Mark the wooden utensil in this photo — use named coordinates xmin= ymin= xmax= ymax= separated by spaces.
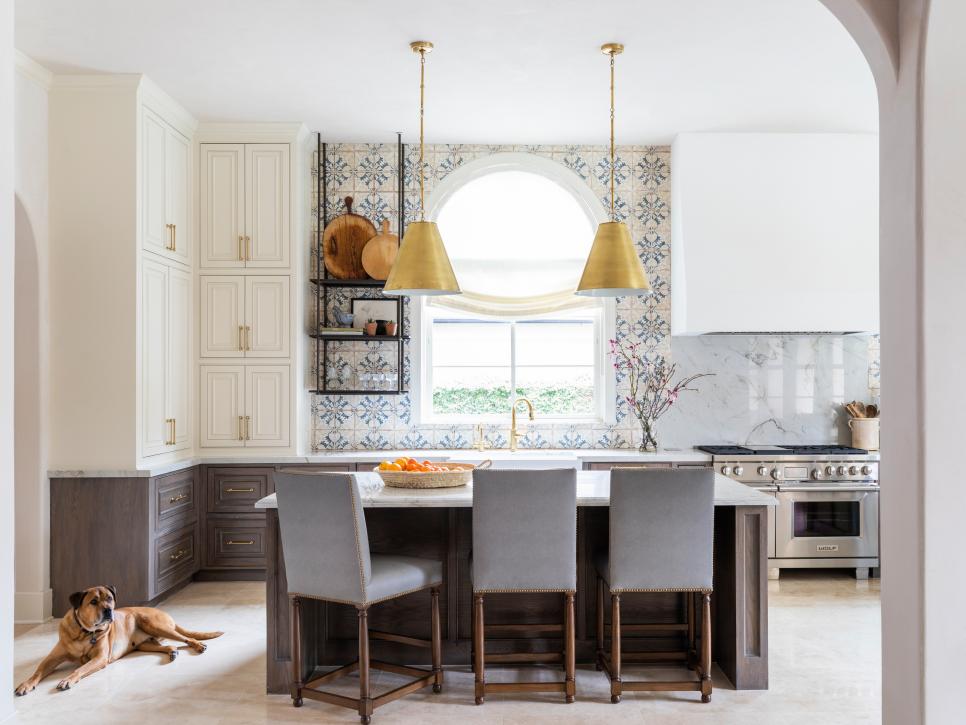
xmin=866 ymin=404 xmax=879 ymax=418
xmin=361 ymin=219 xmax=399 ymax=280
xmin=322 ymin=196 xmax=376 ymax=279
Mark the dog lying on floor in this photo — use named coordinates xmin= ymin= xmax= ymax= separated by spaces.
xmin=14 ymin=585 xmax=224 ymax=695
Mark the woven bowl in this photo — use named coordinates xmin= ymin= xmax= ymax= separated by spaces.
xmin=375 ymin=460 xmax=491 ymax=489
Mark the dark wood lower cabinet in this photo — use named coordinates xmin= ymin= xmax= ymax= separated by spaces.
xmin=265 ymin=504 xmax=770 ymax=694
xmin=50 ymin=463 xmax=358 ymax=614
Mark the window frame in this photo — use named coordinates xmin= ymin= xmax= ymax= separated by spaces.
xmin=413 ymin=298 xmax=616 ymax=426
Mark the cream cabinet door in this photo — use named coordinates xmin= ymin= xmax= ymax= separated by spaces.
xmin=245 ymin=144 xmax=290 ymax=268
xmin=141 ymin=110 xmax=168 ymax=258
xmin=200 ymin=366 xmax=245 ymax=448
xmin=245 ymin=366 xmax=289 ymax=447
xmin=245 ymin=276 xmax=289 ymax=357
xmin=167 ymin=267 xmax=192 ymax=451
xmin=141 ymin=259 xmax=169 ymax=457
xmin=200 ymin=144 xmax=245 ymax=268
xmin=165 ymin=127 xmax=191 ymax=266
xmin=200 ymin=276 xmax=245 ymax=357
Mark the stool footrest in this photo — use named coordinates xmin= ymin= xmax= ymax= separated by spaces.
xmin=369 ymin=630 xmax=432 ymax=649
xmin=484 ymin=681 xmax=568 ymax=693
xmin=485 ymin=652 xmax=563 ymax=664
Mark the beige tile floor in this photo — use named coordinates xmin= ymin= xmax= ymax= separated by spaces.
xmin=13 ymin=571 xmax=880 ymax=724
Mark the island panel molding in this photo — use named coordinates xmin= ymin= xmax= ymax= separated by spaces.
xmin=310 ymin=143 xmax=880 ymax=452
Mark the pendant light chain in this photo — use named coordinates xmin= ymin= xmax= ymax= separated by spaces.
xmin=609 ymin=48 xmax=616 ymax=222
xmin=418 ymin=47 xmax=426 ymax=222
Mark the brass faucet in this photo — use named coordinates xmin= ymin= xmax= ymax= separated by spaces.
xmin=509 ymin=397 xmax=535 ymax=452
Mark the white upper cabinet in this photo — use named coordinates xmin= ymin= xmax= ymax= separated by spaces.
xmin=246 ymin=366 xmax=290 ymax=446
xmin=142 ymin=108 xmax=191 ymax=265
xmin=671 ymin=133 xmax=879 ymax=335
xmin=200 ymin=365 xmax=289 ymax=448
xmin=200 ymin=365 xmax=245 ymax=448
xmin=200 ymin=275 xmax=289 ymax=358
xmin=141 ymin=259 xmax=192 ymax=458
xmin=201 ymin=143 xmax=289 ymax=268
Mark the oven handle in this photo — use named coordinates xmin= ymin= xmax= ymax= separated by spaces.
xmin=779 ymin=486 xmax=878 ymax=493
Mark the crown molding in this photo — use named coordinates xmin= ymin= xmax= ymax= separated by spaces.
xmin=14 ymin=51 xmax=53 ymax=90
xmin=139 ymin=76 xmax=198 ymax=136
xmin=195 ymin=122 xmax=309 ymax=144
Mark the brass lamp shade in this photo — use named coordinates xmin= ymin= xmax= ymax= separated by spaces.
xmin=383 ymin=221 xmax=461 ymax=296
xmin=575 ymin=221 xmax=651 ymax=296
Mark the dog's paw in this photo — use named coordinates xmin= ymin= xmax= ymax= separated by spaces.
xmin=14 ymin=681 xmax=35 ymax=696
xmin=168 ymin=650 xmax=178 ymax=661
xmin=56 ymin=679 xmax=73 ymax=691
xmin=193 ymin=643 xmax=207 ymax=654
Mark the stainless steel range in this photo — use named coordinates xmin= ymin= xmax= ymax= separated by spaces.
xmin=698 ymin=445 xmax=880 ymax=579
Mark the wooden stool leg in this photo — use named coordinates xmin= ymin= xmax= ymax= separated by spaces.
xmin=358 ymin=607 xmax=372 ymax=724
xmin=565 ymin=592 xmax=576 ymax=703
xmin=595 ymin=576 xmax=604 ymax=670
xmin=291 ymin=597 xmax=303 ymax=707
xmin=610 ymin=593 xmax=622 ymax=704
xmin=431 ymin=587 xmax=443 ymax=693
xmin=687 ymin=591 xmax=697 ymax=670
xmin=473 ymin=594 xmax=485 ymax=705
xmin=701 ymin=592 xmax=712 ymax=703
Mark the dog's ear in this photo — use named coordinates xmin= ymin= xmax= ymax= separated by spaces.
xmin=106 ymin=585 xmax=117 ymax=601
xmin=68 ymin=591 xmax=86 ymax=610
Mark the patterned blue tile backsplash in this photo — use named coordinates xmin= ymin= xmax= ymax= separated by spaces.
xmin=310 ymin=143 xmax=880 ymax=451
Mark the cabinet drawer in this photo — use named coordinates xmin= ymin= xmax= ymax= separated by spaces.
xmin=207 ymin=467 xmax=273 ymax=513
xmin=155 ymin=468 xmax=197 ymax=534
xmin=154 ymin=525 xmax=197 ymax=596
xmin=206 ymin=519 xmax=266 ymax=569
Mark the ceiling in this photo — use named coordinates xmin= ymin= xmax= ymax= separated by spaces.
xmin=15 ymin=0 xmax=878 ymax=144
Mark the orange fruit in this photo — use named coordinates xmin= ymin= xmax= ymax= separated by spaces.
xmin=386 ymin=462 xmax=402 ymax=472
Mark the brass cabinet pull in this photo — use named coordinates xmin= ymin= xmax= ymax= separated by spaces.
xmin=238 ymin=415 xmax=244 ymax=440
xmin=225 ymin=487 xmax=256 ymax=494
xmin=171 ymin=223 xmax=176 ymax=251
xmin=172 ymin=418 xmax=176 ymax=443
xmin=239 ymin=325 xmax=245 ymax=351
xmin=168 ymin=492 xmax=188 ymax=504
xmin=226 ymin=539 xmax=255 ymax=546
xmin=245 ymin=235 xmax=252 ymax=262
xmin=164 ymin=418 xmax=175 ymax=445
xmin=169 ymin=548 xmax=189 ymax=562
xmin=245 ymin=415 xmax=251 ymax=441
xmin=245 ymin=325 xmax=251 ymax=351
xmin=238 ymin=234 xmax=245 ymax=261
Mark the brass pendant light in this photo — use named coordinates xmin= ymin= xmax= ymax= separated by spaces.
xmin=383 ymin=41 xmax=461 ymax=296
xmin=576 ymin=43 xmax=651 ymax=297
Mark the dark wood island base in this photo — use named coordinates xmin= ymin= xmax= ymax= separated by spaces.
xmin=265 ymin=504 xmax=770 ymax=694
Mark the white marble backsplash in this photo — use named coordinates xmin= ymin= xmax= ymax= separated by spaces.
xmin=658 ymin=335 xmax=879 ymax=447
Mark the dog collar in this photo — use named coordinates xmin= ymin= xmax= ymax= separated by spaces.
xmin=73 ymin=609 xmax=104 ymax=646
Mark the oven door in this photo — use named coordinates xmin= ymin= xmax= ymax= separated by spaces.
xmin=776 ymin=488 xmax=879 ymax=559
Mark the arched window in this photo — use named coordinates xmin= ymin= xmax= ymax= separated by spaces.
xmin=417 ymin=153 xmax=614 ymax=423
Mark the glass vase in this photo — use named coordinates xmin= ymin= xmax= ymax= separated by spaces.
xmin=639 ymin=418 xmax=658 ymax=453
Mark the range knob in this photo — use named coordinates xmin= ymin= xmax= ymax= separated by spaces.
xmin=861 ymin=465 xmax=872 ymax=476
xmin=733 ymin=465 xmax=744 ymax=476
xmin=812 ymin=468 xmax=824 ymax=480
xmin=770 ymin=467 xmax=782 ymax=481
xmin=757 ymin=465 xmax=769 ymax=476
xmin=721 ymin=465 xmax=732 ymax=476
xmin=825 ymin=465 xmax=837 ymax=476
xmin=849 ymin=465 xmax=859 ymax=475
xmin=837 ymin=465 xmax=847 ymax=476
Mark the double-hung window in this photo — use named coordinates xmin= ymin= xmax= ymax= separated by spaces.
xmin=416 ymin=154 xmax=613 ymax=424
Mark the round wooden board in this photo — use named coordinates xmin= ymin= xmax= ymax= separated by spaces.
xmin=361 ymin=219 xmax=399 ymax=280
xmin=322 ymin=196 xmax=376 ymax=279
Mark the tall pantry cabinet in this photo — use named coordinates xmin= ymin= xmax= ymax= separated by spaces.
xmin=196 ymin=127 xmax=307 ymax=453
xmin=49 ymin=75 xmax=198 ymax=471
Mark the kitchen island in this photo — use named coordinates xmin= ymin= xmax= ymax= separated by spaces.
xmin=256 ymin=471 xmax=776 ymax=693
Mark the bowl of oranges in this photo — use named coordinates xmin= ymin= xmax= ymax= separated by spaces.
xmin=375 ymin=457 xmax=492 ymax=489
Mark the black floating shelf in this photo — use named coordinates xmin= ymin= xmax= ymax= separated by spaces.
xmin=309 ymin=334 xmax=411 ymax=342
xmin=311 ymin=278 xmax=387 ymax=288
xmin=309 ymin=389 xmax=408 ymax=396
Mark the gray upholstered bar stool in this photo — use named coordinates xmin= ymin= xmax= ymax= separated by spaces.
xmin=472 ymin=468 xmax=577 ymax=705
xmin=275 ymin=471 xmax=444 ymax=724
xmin=595 ymin=467 xmax=715 ymax=703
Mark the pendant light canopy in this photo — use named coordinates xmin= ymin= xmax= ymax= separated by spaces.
xmin=384 ymin=41 xmax=461 ymax=296
xmin=576 ymin=43 xmax=651 ymax=297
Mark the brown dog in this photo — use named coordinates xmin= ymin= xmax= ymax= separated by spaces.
xmin=14 ymin=585 xmax=223 ymax=695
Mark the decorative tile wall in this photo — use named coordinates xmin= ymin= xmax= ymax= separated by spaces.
xmin=309 ymin=143 xmax=880 ymax=451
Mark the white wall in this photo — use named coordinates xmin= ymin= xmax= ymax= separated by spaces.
xmin=0 ymin=0 xmax=18 ymax=718
xmin=14 ymin=52 xmax=52 ymax=623
xmin=922 ymin=0 xmax=966 ymax=720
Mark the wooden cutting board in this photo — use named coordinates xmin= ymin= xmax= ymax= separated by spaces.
xmin=322 ymin=196 xmax=376 ymax=279
xmin=361 ymin=219 xmax=399 ymax=281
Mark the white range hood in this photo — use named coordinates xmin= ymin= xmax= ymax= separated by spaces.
xmin=670 ymin=133 xmax=879 ymax=335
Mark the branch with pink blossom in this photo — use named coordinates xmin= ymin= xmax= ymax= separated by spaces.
xmin=609 ymin=338 xmax=714 ymax=452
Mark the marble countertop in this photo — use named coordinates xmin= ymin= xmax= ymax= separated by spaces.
xmin=255 ymin=471 xmax=777 ymax=509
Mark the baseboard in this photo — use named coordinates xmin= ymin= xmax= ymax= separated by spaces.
xmin=15 ymin=588 xmax=53 ymax=623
